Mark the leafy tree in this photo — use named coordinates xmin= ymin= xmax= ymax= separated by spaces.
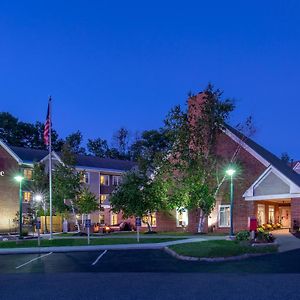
xmin=52 ymin=149 xmax=81 ymax=213
xmin=74 ymin=188 xmax=99 ymax=230
xmin=110 ymin=170 xmax=170 ymax=232
xmin=0 ymin=112 xmax=63 ymax=150
xmin=0 ymin=112 xmax=19 ymax=145
xmin=87 ymin=138 xmax=109 ymax=157
xmin=130 ymin=129 xmax=171 ymax=171
xmin=163 ymin=84 xmax=235 ymax=232
xmin=65 ymin=130 xmax=86 ymax=154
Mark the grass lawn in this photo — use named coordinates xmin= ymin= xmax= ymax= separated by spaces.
xmin=0 ymin=237 xmax=183 ymax=248
xmin=169 ymin=240 xmax=277 ymax=258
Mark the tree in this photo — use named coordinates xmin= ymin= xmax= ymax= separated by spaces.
xmin=0 ymin=112 xmax=63 ymax=150
xmin=74 ymin=188 xmax=99 ymax=230
xmin=112 ymin=127 xmax=130 ymax=159
xmin=130 ymin=129 xmax=171 ymax=171
xmin=65 ymin=131 xmax=86 ymax=154
xmin=163 ymin=84 xmax=235 ymax=232
xmin=281 ymin=152 xmax=291 ymax=165
xmin=87 ymin=138 xmax=109 ymax=157
xmin=52 ymin=148 xmax=81 ymax=213
xmin=110 ymin=170 xmax=170 ymax=232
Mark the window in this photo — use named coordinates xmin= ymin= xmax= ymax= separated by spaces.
xmin=257 ymin=204 xmax=266 ymax=225
xmin=100 ymin=194 xmax=108 ymax=204
xmin=176 ymin=208 xmax=188 ymax=227
xmin=99 ymin=214 xmax=105 ymax=225
xmin=80 ymin=172 xmax=89 ymax=184
xmin=100 ymin=175 xmax=110 ymax=186
xmin=23 ymin=169 xmax=33 ymax=180
xmin=142 ymin=213 xmax=157 ymax=227
xmin=219 ymin=205 xmax=230 ymax=227
xmin=111 ymin=212 xmax=118 ymax=225
xmin=268 ymin=205 xmax=275 ymax=224
xmin=112 ymin=175 xmax=122 ymax=186
xmin=23 ymin=191 xmax=32 ymax=203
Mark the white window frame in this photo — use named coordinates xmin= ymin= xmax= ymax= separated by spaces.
xmin=23 ymin=191 xmax=32 ymax=203
xmin=218 ymin=205 xmax=231 ymax=228
xmin=110 ymin=212 xmax=118 ymax=225
xmin=83 ymin=172 xmax=90 ymax=184
xmin=112 ymin=175 xmax=122 ymax=186
xmin=268 ymin=205 xmax=275 ymax=224
xmin=100 ymin=174 xmax=110 ymax=186
xmin=257 ymin=204 xmax=266 ymax=225
xmin=176 ymin=208 xmax=188 ymax=227
xmin=23 ymin=168 xmax=33 ymax=181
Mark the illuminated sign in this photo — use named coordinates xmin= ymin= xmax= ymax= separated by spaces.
xmin=0 ymin=171 xmax=4 ymax=176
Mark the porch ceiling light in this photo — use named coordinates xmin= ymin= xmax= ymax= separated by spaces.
xmin=226 ymin=168 xmax=236 ymax=177
xmin=14 ymin=175 xmax=24 ymax=182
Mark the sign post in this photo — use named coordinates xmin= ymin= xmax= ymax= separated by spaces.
xmin=135 ymin=217 xmax=141 ymax=243
xmin=36 ymin=217 xmax=41 ymax=247
xmin=85 ymin=218 xmax=91 ymax=245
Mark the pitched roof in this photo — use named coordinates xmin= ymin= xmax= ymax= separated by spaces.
xmin=73 ymin=154 xmax=136 ymax=171
xmin=225 ymin=124 xmax=300 ymax=187
xmin=9 ymin=146 xmax=49 ymax=164
xmin=6 ymin=144 xmax=136 ymax=172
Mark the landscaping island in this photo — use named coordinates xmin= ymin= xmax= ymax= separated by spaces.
xmin=168 ymin=240 xmax=277 ymax=260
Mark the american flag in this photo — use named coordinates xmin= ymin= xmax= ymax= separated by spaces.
xmin=43 ymin=98 xmax=51 ymax=145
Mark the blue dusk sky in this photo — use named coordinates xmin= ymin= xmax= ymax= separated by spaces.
xmin=1 ymin=1 xmax=299 ymax=158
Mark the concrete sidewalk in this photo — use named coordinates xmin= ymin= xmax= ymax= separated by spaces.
xmin=0 ymin=237 xmax=212 ymax=255
xmin=272 ymin=229 xmax=300 ymax=252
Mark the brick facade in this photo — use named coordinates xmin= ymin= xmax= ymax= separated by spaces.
xmin=0 ymin=147 xmax=20 ymax=232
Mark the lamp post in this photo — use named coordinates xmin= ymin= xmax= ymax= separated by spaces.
xmin=226 ymin=168 xmax=236 ymax=238
xmin=14 ymin=175 xmax=24 ymax=239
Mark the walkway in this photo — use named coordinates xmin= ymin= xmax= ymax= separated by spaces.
xmin=273 ymin=229 xmax=300 ymax=252
xmin=0 ymin=236 xmax=226 ymax=255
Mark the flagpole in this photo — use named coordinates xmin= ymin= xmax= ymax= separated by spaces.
xmin=49 ymin=96 xmax=53 ymax=240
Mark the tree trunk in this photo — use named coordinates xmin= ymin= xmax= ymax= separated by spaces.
xmin=70 ymin=199 xmax=80 ymax=232
xmin=146 ymin=221 xmax=152 ymax=232
xmin=197 ymin=210 xmax=206 ymax=233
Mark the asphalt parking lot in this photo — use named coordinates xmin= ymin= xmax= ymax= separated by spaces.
xmin=1 ymin=250 xmax=300 ymax=299
xmin=1 ymin=248 xmax=300 ymax=274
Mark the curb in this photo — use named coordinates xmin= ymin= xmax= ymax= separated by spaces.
xmin=0 ymin=243 xmax=168 ymax=255
xmin=163 ymin=247 xmax=273 ymax=262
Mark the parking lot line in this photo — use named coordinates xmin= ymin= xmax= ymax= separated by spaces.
xmin=92 ymin=250 xmax=108 ymax=266
xmin=15 ymin=252 xmax=53 ymax=269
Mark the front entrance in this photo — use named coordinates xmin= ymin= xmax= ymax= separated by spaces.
xmin=279 ymin=206 xmax=291 ymax=228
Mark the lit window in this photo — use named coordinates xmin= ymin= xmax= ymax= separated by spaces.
xmin=176 ymin=208 xmax=188 ymax=227
xmin=80 ymin=172 xmax=89 ymax=184
xmin=23 ymin=192 xmax=32 ymax=203
xmin=142 ymin=213 xmax=157 ymax=227
xmin=100 ymin=194 xmax=108 ymax=204
xmin=100 ymin=175 xmax=110 ymax=186
xmin=111 ymin=212 xmax=118 ymax=225
xmin=257 ymin=204 xmax=266 ymax=225
xmin=268 ymin=205 xmax=275 ymax=224
xmin=23 ymin=169 xmax=33 ymax=180
xmin=112 ymin=175 xmax=122 ymax=186
xmin=219 ymin=205 xmax=230 ymax=227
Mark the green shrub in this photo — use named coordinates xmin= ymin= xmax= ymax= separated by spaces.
xmin=236 ymin=230 xmax=250 ymax=241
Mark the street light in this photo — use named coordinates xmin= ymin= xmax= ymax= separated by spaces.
xmin=14 ymin=175 xmax=24 ymax=239
xmin=226 ymin=168 xmax=236 ymax=238
xmin=34 ymin=193 xmax=47 ymax=234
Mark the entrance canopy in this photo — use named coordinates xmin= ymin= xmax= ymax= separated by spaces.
xmin=244 ymin=166 xmax=300 ymax=201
